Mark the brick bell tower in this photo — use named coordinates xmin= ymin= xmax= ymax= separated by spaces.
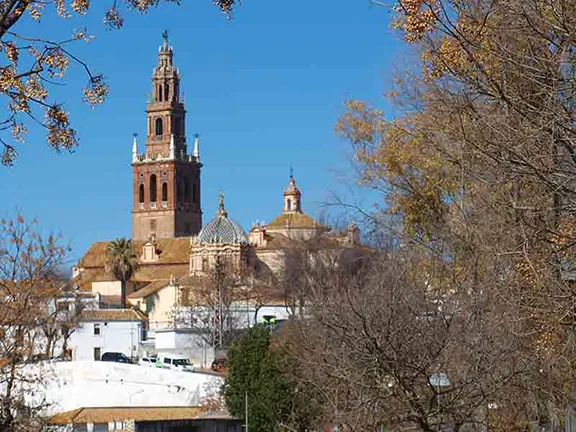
xmin=132 ymin=34 xmax=202 ymax=241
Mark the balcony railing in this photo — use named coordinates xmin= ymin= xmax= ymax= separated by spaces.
xmin=150 ymin=202 xmax=157 ymax=209
xmin=161 ymin=201 xmax=168 ymax=208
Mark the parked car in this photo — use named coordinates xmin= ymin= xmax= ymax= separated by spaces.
xmin=138 ymin=356 xmax=156 ymax=367
xmin=101 ymin=352 xmax=132 ymax=364
xmin=156 ymin=353 xmax=194 ymax=372
xmin=211 ymin=357 xmax=227 ymax=372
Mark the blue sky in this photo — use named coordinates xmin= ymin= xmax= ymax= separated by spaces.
xmin=0 ymin=0 xmax=400 ymax=264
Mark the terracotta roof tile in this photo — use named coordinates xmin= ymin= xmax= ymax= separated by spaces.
xmin=127 ymin=279 xmax=170 ymax=299
xmin=132 ymin=263 xmax=189 ymax=282
xmin=79 ymin=238 xmax=190 ymax=269
xmin=80 ymin=309 xmax=147 ymax=322
xmin=49 ymin=406 xmax=210 ymax=424
xmin=266 ymin=212 xmax=323 ymax=230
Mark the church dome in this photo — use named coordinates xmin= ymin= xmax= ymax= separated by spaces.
xmin=195 ymin=193 xmax=248 ymax=244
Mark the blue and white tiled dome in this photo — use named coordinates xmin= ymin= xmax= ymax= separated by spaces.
xmin=195 ymin=193 xmax=248 ymax=244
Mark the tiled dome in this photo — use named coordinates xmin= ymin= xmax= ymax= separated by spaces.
xmin=194 ymin=192 xmax=248 ymax=244
xmin=196 ymin=215 xmax=248 ymax=244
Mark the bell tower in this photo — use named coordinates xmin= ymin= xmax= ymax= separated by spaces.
xmin=132 ymin=34 xmax=203 ymax=241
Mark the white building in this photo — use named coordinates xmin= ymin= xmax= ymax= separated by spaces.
xmin=68 ymin=309 xmax=147 ymax=361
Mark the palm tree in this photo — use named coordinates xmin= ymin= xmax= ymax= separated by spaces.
xmin=107 ymin=238 xmax=139 ymax=308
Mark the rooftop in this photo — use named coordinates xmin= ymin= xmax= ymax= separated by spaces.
xmin=194 ymin=193 xmax=248 ymax=244
xmin=80 ymin=309 xmax=147 ymax=322
xmin=48 ymin=406 xmax=215 ymax=424
xmin=266 ymin=212 xmax=324 ymax=230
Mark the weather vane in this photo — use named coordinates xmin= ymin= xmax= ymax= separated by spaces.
xmin=161 ymin=29 xmax=169 ymax=45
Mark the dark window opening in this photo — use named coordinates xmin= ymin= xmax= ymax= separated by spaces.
xmin=162 ymin=182 xmax=168 ymax=202
xmin=177 ymin=181 xmax=183 ymax=203
xmin=94 ymin=324 xmax=100 ymax=335
xmin=175 ymin=118 xmax=182 ymax=136
xmin=158 ymin=84 xmax=163 ymax=102
xmin=150 ymin=174 xmax=157 ymax=202
xmin=139 ymin=184 xmax=145 ymax=203
xmin=165 ymin=84 xmax=170 ymax=102
xmin=287 ymin=199 xmax=292 ymax=211
xmin=184 ymin=178 xmax=190 ymax=201
xmin=155 ymin=118 xmax=163 ymax=136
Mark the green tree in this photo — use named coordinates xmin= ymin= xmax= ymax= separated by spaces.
xmin=224 ymin=326 xmax=297 ymax=432
xmin=106 ymin=237 xmax=138 ymax=308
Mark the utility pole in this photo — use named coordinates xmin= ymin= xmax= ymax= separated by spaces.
xmin=217 ymin=257 xmax=224 ymax=350
xmin=245 ymin=391 xmax=249 ymax=432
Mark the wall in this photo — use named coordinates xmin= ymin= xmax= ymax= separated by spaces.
xmin=22 ymin=361 xmax=223 ymax=415
xmin=92 ymin=281 xmax=122 ymax=297
xmin=69 ymin=320 xmax=143 ymax=361
xmin=147 ymin=284 xmax=177 ymax=329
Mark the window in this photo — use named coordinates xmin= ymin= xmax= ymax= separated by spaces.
xmin=93 ymin=423 xmax=109 ymax=432
xmin=164 ymin=358 xmax=172 ymax=364
xmin=192 ymin=183 xmax=197 ymax=204
xmin=165 ymin=83 xmax=170 ymax=101
xmin=202 ymin=258 xmax=208 ymax=272
xmin=177 ymin=181 xmax=182 ymax=203
xmin=184 ymin=177 xmax=190 ymax=201
xmin=175 ymin=118 xmax=182 ymax=135
xmin=158 ymin=84 xmax=163 ymax=102
xmin=150 ymin=219 xmax=156 ymax=232
xmin=94 ymin=324 xmax=101 ymax=336
xmin=93 ymin=347 xmax=102 ymax=361
xmin=155 ymin=118 xmax=163 ymax=136
xmin=161 ymin=182 xmax=168 ymax=202
xmin=287 ymin=198 xmax=292 ymax=211
xmin=149 ymin=174 xmax=157 ymax=202
xmin=139 ymin=184 xmax=145 ymax=203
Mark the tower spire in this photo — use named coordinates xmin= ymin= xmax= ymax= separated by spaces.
xmin=169 ymin=134 xmax=175 ymax=159
xmin=132 ymin=133 xmax=138 ymax=163
xmin=283 ymin=168 xmax=302 ymax=214
xmin=193 ymin=134 xmax=200 ymax=161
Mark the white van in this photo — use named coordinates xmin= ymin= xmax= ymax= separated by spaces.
xmin=156 ymin=353 xmax=194 ymax=372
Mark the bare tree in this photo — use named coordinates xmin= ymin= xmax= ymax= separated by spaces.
xmin=0 ymin=213 xmax=70 ymax=431
xmin=287 ymin=245 xmax=552 ymax=431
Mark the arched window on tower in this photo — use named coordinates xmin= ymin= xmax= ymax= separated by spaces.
xmin=162 ymin=182 xmax=168 ymax=202
xmin=177 ymin=180 xmax=182 ymax=204
xmin=174 ymin=118 xmax=182 ymax=136
xmin=287 ymin=198 xmax=292 ymax=211
xmin=150 ymin=174 xmax=157 ymax=203
xmin=158 ymin=85 xmax=163 ymax=102
xmin=139 ymin=184 xmax=145 ymax=204
xmin=184 ymin=178 xmax=190 ymax=202
xmin=165 ymin=84 xmax=170 ymax=102
xmin=155 ymin=118 xmax=163 ymax=136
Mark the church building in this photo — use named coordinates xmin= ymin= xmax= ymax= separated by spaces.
xmin=72 ymin=37 xmax=362 ymax=364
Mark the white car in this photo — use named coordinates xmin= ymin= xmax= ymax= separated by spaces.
xmin=138 ymin=357 xmax=156 ymax=367
xmin=157 ymin=353 xmax=194 ymax=372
